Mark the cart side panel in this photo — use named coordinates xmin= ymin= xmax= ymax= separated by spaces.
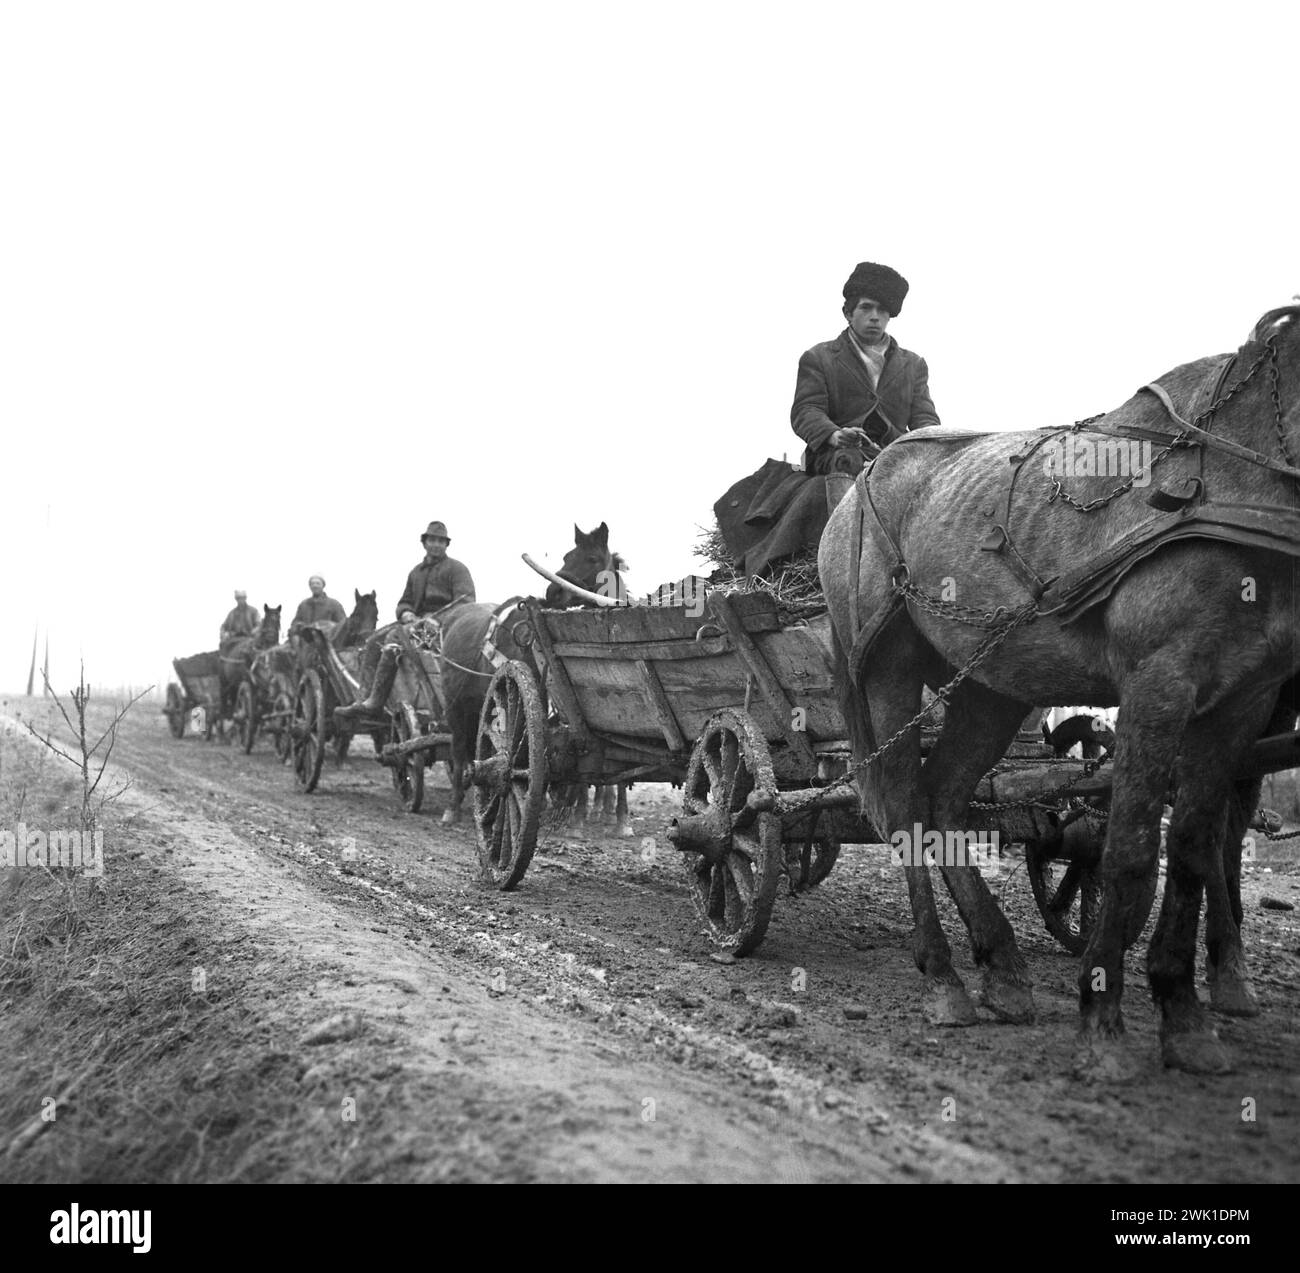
xmin=541 ymin=609 xmax=845 ymax=748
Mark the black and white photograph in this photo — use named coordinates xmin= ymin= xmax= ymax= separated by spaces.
xmin=1 ymin=0 xmax=1296 ymax=1229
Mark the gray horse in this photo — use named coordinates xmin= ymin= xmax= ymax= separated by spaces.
xmin=820 ymin=305 xmax=1300 ymax=1079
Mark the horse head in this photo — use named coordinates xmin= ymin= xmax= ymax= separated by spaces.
xmin=255 ymin=605 xmax=281 ymax=649
xmin=332 ymin=589 xmax=378 ymax=649
xmin=545 ymin=522 xmax=627 ymax=606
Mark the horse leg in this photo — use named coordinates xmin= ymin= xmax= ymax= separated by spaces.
xmin=851 ymin=628 xmax=978 ymax=1026
xmin=1152 ymin=693 xmax=1272 ymax=1072
xmin=615 ymin=783 xmax=631 ymax=837
xmin=1207 ymin=687 xmax=1293 ymax=1015
xmin=441 ymin=700 xmax=474 ymax=826
xmin=1077 ymin=660 xmax=1194 ymax=1081
xmin=923 ymin=679 xmax=1036 ymax=1023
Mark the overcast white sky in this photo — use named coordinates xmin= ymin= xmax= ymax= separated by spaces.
xmin=2 ymin=0 xmax=1297 ymax=694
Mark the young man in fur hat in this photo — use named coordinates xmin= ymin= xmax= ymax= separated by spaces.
xmin=791 ymin=261 xmax=940 ymax=475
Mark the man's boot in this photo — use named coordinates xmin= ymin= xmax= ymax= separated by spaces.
xmin=336 ymin=644 xmax=399 ymax=719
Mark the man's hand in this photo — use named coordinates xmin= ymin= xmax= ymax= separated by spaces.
xmin=830 ymin=426 xmax=871 ymax=449
xmin=399 ymin=610 xmax=417 ymax=624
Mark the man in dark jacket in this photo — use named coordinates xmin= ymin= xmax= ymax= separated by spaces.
xmin=395 ymin=522 xmax=476 ymax=622
xmin=338 ymin=522 xmax=476 ymax=719
xmin=288 ymin=575 xmax=347 ymax=639
xmin=219 ymin=590 xmax=260 ymax=652
xmin=791 ymin=261 xmax=940 ymax=475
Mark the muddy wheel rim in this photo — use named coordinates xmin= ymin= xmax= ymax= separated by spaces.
xmin=472 ymin=661 xmax=546 ymax=890
xmin=680 ymin=708 xmax=782 ymax=956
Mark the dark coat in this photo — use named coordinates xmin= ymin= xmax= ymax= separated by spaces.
xmin=396 ymin=556 xmax=476 ymax=620
xmin=220 ymin=601 xmax=260 ymax=644
xmin=289 ymin=593 xmax=346 ymax=636
xmin=791 ymin=330 xmax=940 ymax=468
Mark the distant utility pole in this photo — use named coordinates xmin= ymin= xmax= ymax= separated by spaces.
xmin=42 ymin=633 xmax=50 ymax=696
xmin=26 ymin=628 xmax=37 ymax=696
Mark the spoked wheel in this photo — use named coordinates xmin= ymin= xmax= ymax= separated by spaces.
xmin=235 ymin=681 xmax=258 ymax=753
xmin=1025 ymin=809 xmax=1158 ymax=954
xmin=390 ymin=705 xmax=425 ymax=813
xmin=165 ymin=684 xmax=187 ymax=739
xmin=671 ymin=709 xmax=783 ymax=956
xmin=291 ymin=671 xmax=326 ymax=792
xmin=272 ymin=682 xmax=294 ymax=763
xmin=785 ymin=835 xmax=841 ymax=895
xmin=472 ymin=661 xmax=547 ymax=890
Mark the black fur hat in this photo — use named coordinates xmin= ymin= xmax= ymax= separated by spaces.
xmin=842 ymin=262 xmax=909 ymax=316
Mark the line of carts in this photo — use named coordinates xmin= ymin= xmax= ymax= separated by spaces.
xmin=165 ymin=588 xmax=1300 ymax=960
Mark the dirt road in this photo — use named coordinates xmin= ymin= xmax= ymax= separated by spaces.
xmin=4 ymin=694 xmax=1298 ymax=1183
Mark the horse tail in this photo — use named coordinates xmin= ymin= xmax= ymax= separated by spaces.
xmin=829 ymin=621 xmax=877 ymax=813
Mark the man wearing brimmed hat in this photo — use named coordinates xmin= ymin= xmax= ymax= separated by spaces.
xmin=288 ymin=575 xmax=347 ymax=639
xmin=395 ymin=522 xmax=475 ymax=623
xmin=337 ymin=522 xmax=476 ymax=719
xmin=791 ymin=261 xmax=940 ymax=475
xmin=219 ymin=589 xmax=260 ymax=653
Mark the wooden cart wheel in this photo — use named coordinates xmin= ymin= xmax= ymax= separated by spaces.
xmin=272 ymin=681 xmax=294 ymax=763
xmin=165 ymin=684 xmax=186 ymax=739
xmin=472 ymin=661 xmax=547 ymax=890
xmin=236 ymin=680 xmax=258 ymax=753
xmin=291 ymin=671 xmax=326 ymax=792
xmin=1025 ymin=810 xmax=1158 ymax=954
xmin=675 ymin=709 xmax=783 ymax=956
xmin=391 ymin=705 xmax=425 ymax=813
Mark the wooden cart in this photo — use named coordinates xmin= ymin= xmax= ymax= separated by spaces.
xmin=162 ymin=652 xmax=225 ymax=742
xmin=468 ymin=588 xmax=1118 ymax=956
xmin=289 ymin=622 xmax=452 ymax=811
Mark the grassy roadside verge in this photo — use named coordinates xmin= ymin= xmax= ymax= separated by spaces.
xmin=0 ymin=704 xmax=547 ymax=1183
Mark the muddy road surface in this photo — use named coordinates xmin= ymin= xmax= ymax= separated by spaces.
xmin=4 ymin=694 xmax=1299 ymax=1183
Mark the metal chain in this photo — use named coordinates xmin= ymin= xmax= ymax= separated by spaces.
xmin=893 ymin=577 xmax=1018 ymax=630
xmin=846 ymin=597 xmax=1039 ymax=779
xmin=969 ymin=749 xmax=1111 ymax=812
xmin=1045 ymin=339 xmax=1280 ymax=514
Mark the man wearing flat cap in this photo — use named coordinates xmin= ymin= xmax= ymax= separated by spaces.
xmin=288 ymin=575 xmax=347 ymax=640
xmin=338 ymin=522 xmax=476 ymax=718
xmin=220 ymin=590 xmax=260 ymax=653
xmin=791 ymin=261 xmax=940 ymax=475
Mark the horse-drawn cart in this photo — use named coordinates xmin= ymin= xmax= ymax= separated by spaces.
xmin=289 ymin=622 xmax=452 ymax=809
xmin=163 ymin=652 xmax=224 ymax=741
xmin=469 ymin=570 xmax=1120 ymax=956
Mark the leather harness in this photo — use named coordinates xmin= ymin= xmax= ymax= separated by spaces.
xmin=845 ymin=315 xmax=1300 ymax=676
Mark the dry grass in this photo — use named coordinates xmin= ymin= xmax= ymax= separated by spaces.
xmin=694 ymin=522 xmax=827 ymax=623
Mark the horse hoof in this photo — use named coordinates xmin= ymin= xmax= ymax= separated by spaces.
xmin=923 ymin=980 xmax=979 ymax=1027
xmin=617 ymin=824 xmax=634 ymax=838
xmin=979 ymin=977 xmax=1036 ymax=1025
xmin=1072 ymin=1038 xmax=1142 ymax=1084
xmin=1161 ymin=1029 xmax=1233 ymax=1075
xmin=1209 ymin=977 xmax=1261 ymax=1018
xmin=439 ymin=810 xmax=457 ymax=826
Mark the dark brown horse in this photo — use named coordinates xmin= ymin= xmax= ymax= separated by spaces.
xmin=540 ymin=522 xmax=632 ymax=834
xmin=218 ymin=605 xmax=281 ymax=737
xmin=820 ymin=304 xmax=1300 ymax=1079
xmin=544 ymin=522 xmax=629 ymax=606
xmin=333 ymin=589 xmax=378 ymax=650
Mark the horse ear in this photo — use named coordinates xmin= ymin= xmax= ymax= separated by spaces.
xmin=595 ymin=521 xmax=609 ymax=543
xmin=573 ymin=522 xmax=584 ymax=544
xmin=355 ymin=588 xmax=362 ymax=602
